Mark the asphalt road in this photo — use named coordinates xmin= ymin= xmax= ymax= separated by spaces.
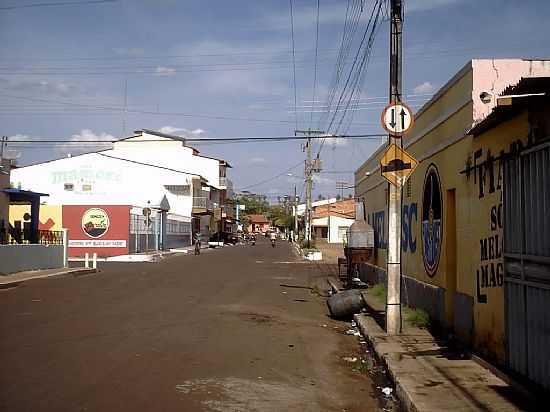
xmin=0 ymin=238 xmax=388 ymax=412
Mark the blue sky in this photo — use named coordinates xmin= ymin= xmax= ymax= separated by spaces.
xmin=0 ymin=0 xmax=548 ymax=201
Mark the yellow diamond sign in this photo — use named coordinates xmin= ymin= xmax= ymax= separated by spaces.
xmin=380 ymin=143 xmax=418 ymax=187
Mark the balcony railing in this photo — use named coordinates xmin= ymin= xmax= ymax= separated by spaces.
xmin=0 ymin=228 xmax=64 ymax=245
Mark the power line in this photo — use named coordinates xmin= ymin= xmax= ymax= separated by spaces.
xmin=2 ymin=48 xmax=340 ymax=62
xmin=289 ymin=0 xmax=299 ymax=131
xmin=0 ymin=0 xmax=117 ymax=10
xmin=5 ymin=133 xmax=387 ymax=145
xmin=318 ymin=0 xmax=384 ymax=157
xmin=318 ymin=0 xmax=362 ymax=130
xmin=0 ymin=92 xmax=303 ymax=124
xmin=310 ymin=0 xmax=321 ymax=127
xmin=236 ymin=161 xmax=304 ymax=191
xmin=0 ymin=55 xmax=341 ymax=73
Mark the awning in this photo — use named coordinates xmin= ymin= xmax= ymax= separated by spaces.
xmin=0 ymin=188 xmax=49 ymax=204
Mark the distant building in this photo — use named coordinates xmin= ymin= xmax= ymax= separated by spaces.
xmin=246 ymin=214 xmax=270 ymax=233
xmin=10 ymin=129 xmax=233 ymax=257
xmin=311 ymin=198 xmax=355 ymax=243
xmin=354 ymin=59 xmax=550 ymax=389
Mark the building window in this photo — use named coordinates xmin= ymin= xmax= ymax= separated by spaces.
xmin=64 ymin=183 xmax=74 ymax=191
xmin=82 ymin=184 xmax=92 ymax=191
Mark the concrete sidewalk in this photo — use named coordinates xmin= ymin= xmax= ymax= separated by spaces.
xmin=352 ymin=289 xmax=537 ymax=411
xmin=0 ymin=267 xmax=97 ymax=288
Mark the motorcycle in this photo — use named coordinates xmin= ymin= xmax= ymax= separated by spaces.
xmin=271 ymin=239 xmax=276 ymax=248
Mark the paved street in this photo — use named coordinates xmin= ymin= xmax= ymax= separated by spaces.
xmin=0 ymin=239 xmax=387 ymax=412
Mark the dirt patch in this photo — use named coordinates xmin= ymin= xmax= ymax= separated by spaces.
xmin=175 ymin=377 xmax=321 ymax=412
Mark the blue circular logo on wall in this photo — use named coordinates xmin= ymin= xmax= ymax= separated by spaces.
xmin=421 ymin=164 xmax=442 ymax=277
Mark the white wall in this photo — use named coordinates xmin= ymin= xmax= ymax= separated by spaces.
xmin=112 ymin=132 xmax=222 ymax=188
xmin=312 ymin=216 xmax=354 ymax=243
xmin=11 ymin=152 xmax=193 ymax=218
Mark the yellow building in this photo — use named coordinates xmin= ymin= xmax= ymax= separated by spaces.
xmin=354 ymin=59 xmax=550 ymax=378
xmin=9 ymin=204 xmax=63 ymax=231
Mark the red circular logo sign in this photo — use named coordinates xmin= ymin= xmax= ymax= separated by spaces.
xmin=81 ymin=208 xmax=110 ymax=238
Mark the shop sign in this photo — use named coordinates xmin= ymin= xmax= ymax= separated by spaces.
xmin=69 ymin=239 xmax=127 ymax=247
xmin=82 ymin=208 xmax=110 ymax=238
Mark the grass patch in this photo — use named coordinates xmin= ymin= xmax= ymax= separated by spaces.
xmin=367 ymin=283 xmax=430 ymax=328
xmin=369 ymin=283 xmax=387 ymax=302
xmin=403 ymin=306 xmax=430 ymax=328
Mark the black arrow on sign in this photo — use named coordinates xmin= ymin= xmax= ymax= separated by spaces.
xmin=389 ymin=108 xmax=396 ymax=128
xmin=400 ymin=108 xmax=407 ymax=129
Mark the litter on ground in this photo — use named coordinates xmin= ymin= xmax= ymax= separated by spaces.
xmin=381 ymin=387 xmax=393 ymax=397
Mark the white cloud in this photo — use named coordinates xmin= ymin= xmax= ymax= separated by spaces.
xmin=158 ymin=126 xmax=184 ymax=134
xmin=249 ymin=156 xmax=266 ymax=164
xmin=71 ymin=129 xmax=115 ymax=142
xmin=154 ymin=66 xmax=176 ymax=76
xmin=158 ymin=126 xmax=207 ymax=137
xmin=7 ymin=130 xmax=114 ymax=160
xmin=413 ymin=81 xmax=436 ymax=95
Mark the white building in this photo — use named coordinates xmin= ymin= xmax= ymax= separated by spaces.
xmin=310 ymin=199 xmax=355 ymax=244
xmin=10 ymin=129 xmax=233 ymax=257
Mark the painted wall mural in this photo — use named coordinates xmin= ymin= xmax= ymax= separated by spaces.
xmin=421 ymin=164 xmax=442 ymax=277
xmin=402 ymin=203 xmax=417 ymax=253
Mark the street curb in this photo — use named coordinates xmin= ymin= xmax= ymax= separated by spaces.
xmin=354 ymin=313 xmax=416 ymax=412
xmin=0 ymin=267 xmax=98 ymax=288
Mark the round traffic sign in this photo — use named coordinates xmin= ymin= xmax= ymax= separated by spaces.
xmin=381 ymin=102 xmax=414 ymax=136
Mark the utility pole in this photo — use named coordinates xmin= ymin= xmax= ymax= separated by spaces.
xmin=293 ymin=184 xmax=298 ymax=242
xmin=0 ymin=136 xmax=6 ymax=160
xmin=295 ymin=129 xmax=324 ymax=248
xmin=386 ymin=0 xmax=403 ymax=335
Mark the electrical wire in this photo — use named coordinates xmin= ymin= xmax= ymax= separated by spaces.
xmin=0 ymin=92 xmax=304 ymax=125
xmin=0 ymin=0 xmax=116 ymax=10
xmin=289 ymin=0 xmax=299 ymax=131
xmin=309 ymin=0 xmax=321 ymax=127
xmin=236 ymin=161 xmax=304 ymax=191
xmin=318 ymin=0 xmax=383 ymax=157
xmin=5 ymin=133 xmax=388 ymax=145
xmin=318 ymin=0 xmax=362 ymax=130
